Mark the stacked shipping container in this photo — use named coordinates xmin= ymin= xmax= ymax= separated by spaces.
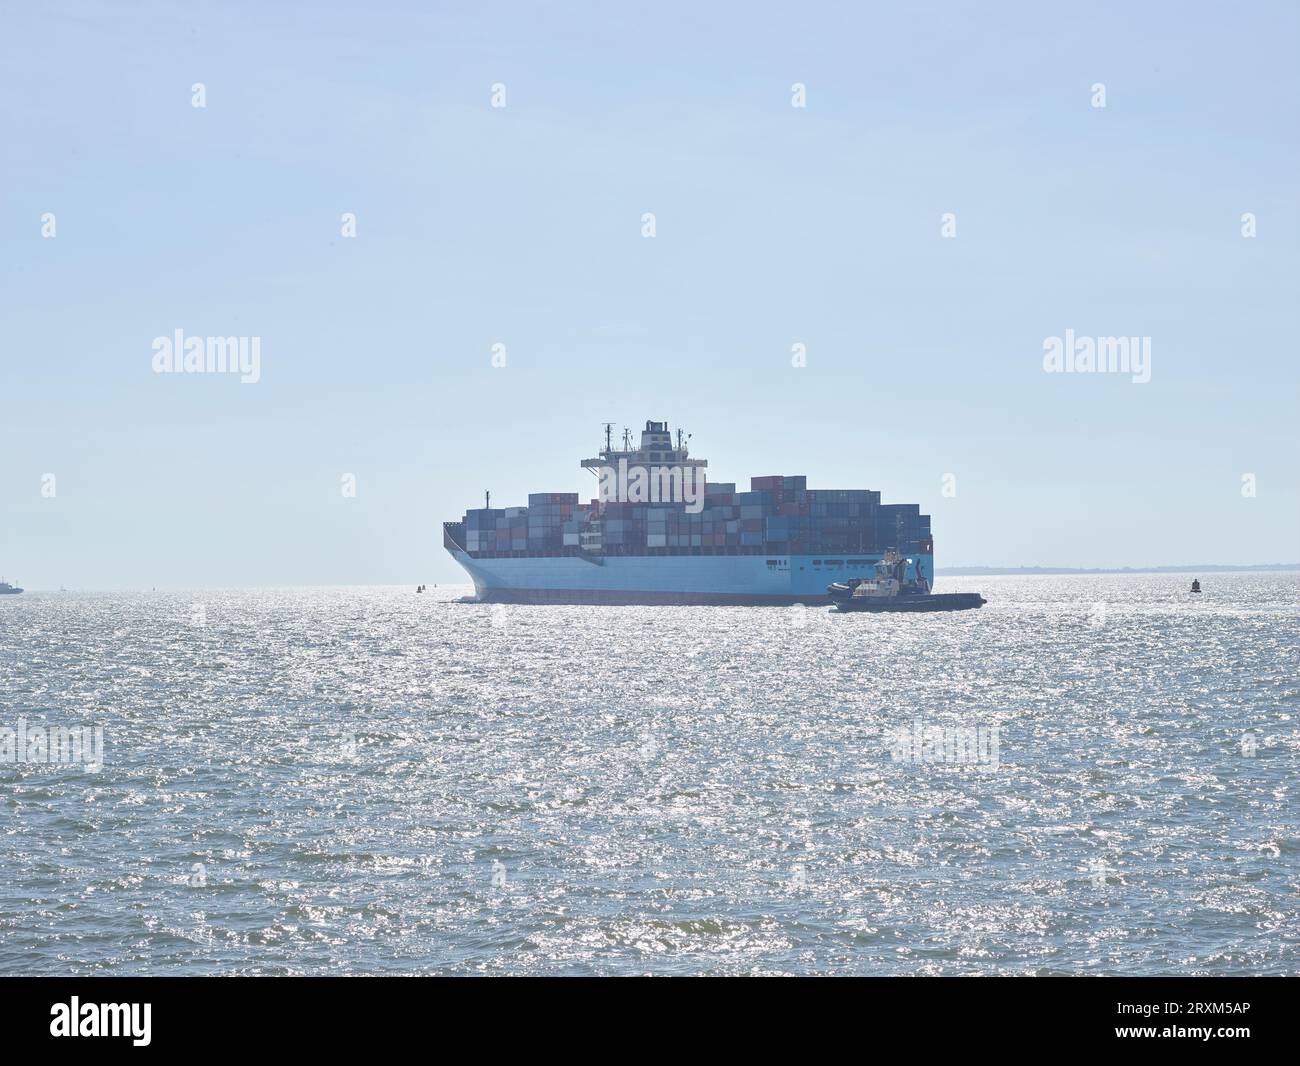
xmin=526 ymin=492 xmax=579 ymax=551
xmin=460 ymin=476 xmax=929 ymax=557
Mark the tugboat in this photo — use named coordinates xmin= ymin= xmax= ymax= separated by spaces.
xmin=1190 ymin=579 xmax=1201 ymax=593
xmin=0 ymin=579 xmax=24 ymax=595
xmin=828 ymin=552 xmax=984 ymax=612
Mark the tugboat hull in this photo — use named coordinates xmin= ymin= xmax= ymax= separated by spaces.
xmin=827 ymin=580 xmax=985 ymax=612
xmin=832 ymin=591 xmax=986 ymax=612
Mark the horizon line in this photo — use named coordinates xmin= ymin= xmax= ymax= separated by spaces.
xmin=6 ymin=563 xmax=1298 ymax=593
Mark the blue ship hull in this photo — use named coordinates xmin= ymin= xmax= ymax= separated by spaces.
xmin=447 ymin=549 xmax=935 ymax=605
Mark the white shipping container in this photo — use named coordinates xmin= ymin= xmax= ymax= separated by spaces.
xmin=647 ymin=534 xmax=667 ymax=547
xmin=563 ymin=533 xmax=580 ymax=546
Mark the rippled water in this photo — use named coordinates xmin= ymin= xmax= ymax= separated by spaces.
xmin=1 ymin=573 xmax=1296 ymax=975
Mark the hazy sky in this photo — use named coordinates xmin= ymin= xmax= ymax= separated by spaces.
xmin=2 ymin=1 xmax=1297 ymax=587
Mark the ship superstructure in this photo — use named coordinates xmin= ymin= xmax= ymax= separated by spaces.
xmin=443 ymin=421 xmax=933 ymax=605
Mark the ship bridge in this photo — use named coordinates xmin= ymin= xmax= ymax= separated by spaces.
xmin=580 ymin=420 xmax=708 ymax=474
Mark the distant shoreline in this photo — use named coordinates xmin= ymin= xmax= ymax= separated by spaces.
xmin=937 ymin=564 xmax=1298 ymax=576
xmin=10 ymin=564 xmax=1297 ymax=592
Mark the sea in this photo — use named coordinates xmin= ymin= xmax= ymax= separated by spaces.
xmin=1 ymin=572 xmax=1296 ymax=975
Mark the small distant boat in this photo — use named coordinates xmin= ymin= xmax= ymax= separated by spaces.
xmin=1191 ymin=579 xmax=1201 ymax=593
xmin=0 ymin=579 xmax=24 ymax=595
xmin=829 ymin=552 xmax=985 ymax=613
xmin=416 ymin=584 xmax=427 ymax=593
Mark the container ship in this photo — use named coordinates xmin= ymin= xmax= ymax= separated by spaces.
xmin=442 ymin=421 xmax=934 ymax=605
